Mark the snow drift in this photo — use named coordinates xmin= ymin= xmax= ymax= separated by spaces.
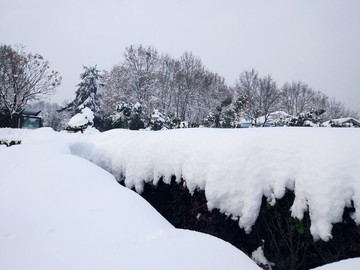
xmin=1 ymin=127 xmax=360 ymax=244
xmin=0 ymin=128 xmax=259 ymax=270
xmin=67 ymin=127 xmax=360 ymax=241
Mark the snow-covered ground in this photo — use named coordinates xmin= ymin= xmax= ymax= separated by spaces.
xmin=0 ymin=128 xmax=259 ymax=270
xmin=311 ymin=258 xmax=360 ymax=270
xmin=1 ymin=127 xmax=360 ymax=269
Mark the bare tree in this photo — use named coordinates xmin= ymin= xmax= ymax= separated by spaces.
xmin=280 ymin=81 xmax=315 ymax=116
xmin=173 ymin=51 xmax=206 ymax=121
xmin=259 ymin=75 xmax=280 ymax=126
xmin=234 ymin=69 xmax=280 ymax=126
xmin=102 ymin=65 xmax=130 ymax=115
xmin=233 ymin=69 xmax=261 ymax=124
xmin=310 ymin=90 xmax=328 ymax=113
xmin=122 ymin=45 xmax=159 ymax=113
xmin=155 ymin=54 xmax=180 ymax=116
xmin=0 ymin=44 xmax=61 ymax=125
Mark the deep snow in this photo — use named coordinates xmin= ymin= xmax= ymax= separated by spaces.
xmin=65 ymin=127 xmax=360 ymax=241
xmin=1 ymin=127 xmax=360 ymax=269
xmin=0 ymin=128 xmax=260 ymax=270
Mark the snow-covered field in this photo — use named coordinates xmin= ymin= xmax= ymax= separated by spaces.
xmin=1 ymin=127 xmax=360 ymax=269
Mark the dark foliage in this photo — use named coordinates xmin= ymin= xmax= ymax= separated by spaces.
xmin=0 ymin=108 xmax=12 ymax=127
xmin=0 ymin=139 xmax=21 ymax=146
xmin=126 ymin=177 xmax=360 ymax=270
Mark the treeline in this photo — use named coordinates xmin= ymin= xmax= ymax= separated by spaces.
xmin=99 ymin=45 xmax=359 ymax=130
xmin=102 ymin=45 xmax=358 ymax=128
xmin=1 ymin=44 xmax=358 ymax=130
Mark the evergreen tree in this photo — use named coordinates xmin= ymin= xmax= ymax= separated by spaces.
xmin=202 ymin=96 xmax=247 ymax=128
xmin=110 ymin=101 xmax=132 ymax=129
xmin=149 ymin=109 xmax=173 ymax=130
xmin=61 ymin=65 xmax=103 ymax=116
xmin=129 ymin=102 xmax=145 ymax=130
xmin=288 ymin=109 xmax=326 ymax=127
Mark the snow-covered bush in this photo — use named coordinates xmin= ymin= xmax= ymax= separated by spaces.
xmin=148 ymin=109 xmax=173 ymax=130
xmin=288 ymin=109 xmax=325 ymax=127
xmin=65 ymin=107 xmax=95 ymax=133
xmin=105 ymin=102 xmax=146 ymax=130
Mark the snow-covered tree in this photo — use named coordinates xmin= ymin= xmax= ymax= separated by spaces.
xmin=280 ymin=81 xmax=315 ymax=116
xmin=102 ymin=46 xmax=231 ymax=126
xmin=61 ymin=65 xmax=103 ymax=116
xmin=148 ymin=109 xmax=173 ymax=130
xmin=202 ymin=96 xmax=247 ymax=128
xmin=129 ymin=102 xmax=145 ymax=130
xmin=0 ymin=44 xmax=61 ymax=127
xmin=233 ymin=70 xmax=280 ymax=126
xmin=288 ymin=109 xmax=326 ymax=127
xmin=106 ymin=101 xmax=146 ymax=130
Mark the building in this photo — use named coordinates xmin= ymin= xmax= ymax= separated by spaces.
xmin=15 ymin=109 xmax=43 ymax=129
xmin=322 ymin=117 xmax=360 ymax=128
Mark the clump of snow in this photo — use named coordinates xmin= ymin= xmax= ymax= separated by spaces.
xmin=251 ymin=246 xmax=275 ymax=269
xmin=68 ymin=128 xmax=360 ymax=241
xmin=0 ymin=127 xmax=30 ymax=143
xmin=66 ymin=107 xmax=95 ymax=132
xmin=0 ymin=127 xmax=260 ymax=270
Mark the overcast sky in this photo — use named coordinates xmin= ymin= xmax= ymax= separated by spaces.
xmin=1 ymin=0 xmax=359 ymax=111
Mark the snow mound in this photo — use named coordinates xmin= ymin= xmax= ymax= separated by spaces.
xmin=1 ymin=127 xmax=360 ymax=242
xmin=68 ymin=127 xmax=360 ymax=241
xmin=67 ymin=107 xmax=94 ymax=128
xmin=0 ymin=128 xmax=260 ymax=270
xmin=310 ymin=258 xmax=360 ymax=270
xmin=251 ymin=246 xmax=275 ymax=269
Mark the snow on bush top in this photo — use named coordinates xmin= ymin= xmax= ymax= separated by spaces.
xmin=67 ymin=107 xmax=94 ymax=128
xmin=70 ymin=127 xmax=360 ymax=241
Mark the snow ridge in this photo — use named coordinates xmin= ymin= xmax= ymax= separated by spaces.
xmin=68 ymin=128 xmax=360 ymax=241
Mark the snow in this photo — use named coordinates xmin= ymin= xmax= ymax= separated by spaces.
xmin=257 ymin=110 xmax=292 ymax=126
xmin=1 ymin=127 xmax=360 ymax=268
xmin=310 ymin=258 xmax=360 ymax=270
xmin=251 ymin=246 xmax=275 ymax=269
xmin=0 ymin=128 xmax=260 ymax=270
xmin=322 ymin=117 xmax=360 ymax=127
xmin=67 ymin=107 xmax=94 ymax=128
xmin=65 ymin=127 xmax=360 ymax=241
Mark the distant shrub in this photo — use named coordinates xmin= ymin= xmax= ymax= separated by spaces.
xmin=0 ymin=140 xmax=21 ymax=147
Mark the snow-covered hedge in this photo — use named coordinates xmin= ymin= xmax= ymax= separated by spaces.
xmin=69 ymin=127 xmax=360 ymax=242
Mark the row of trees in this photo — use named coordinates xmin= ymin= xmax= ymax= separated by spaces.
xmin=98 ymin=45 xmax=359 ymax=129
xmin=101 ymin=45 xmax=230 ymax=125
xmin=1 ymin=44 xmax=358 ymax=130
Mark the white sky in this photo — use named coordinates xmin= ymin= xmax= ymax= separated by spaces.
xmin=1 ymin=0 xmax=359 ymax=111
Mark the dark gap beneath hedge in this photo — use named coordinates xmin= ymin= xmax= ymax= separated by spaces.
xmin=119 ymin=176 xmax=360 ymax=270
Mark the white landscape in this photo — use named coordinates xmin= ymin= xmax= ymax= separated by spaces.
xmin=1 ymin=127 xmax=360 ymax=270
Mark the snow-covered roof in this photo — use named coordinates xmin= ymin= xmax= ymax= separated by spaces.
xmin=20 ymin=109 xmax=41 ymax=116
xmin=322 ymin=117 xmax=360 ymax=127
